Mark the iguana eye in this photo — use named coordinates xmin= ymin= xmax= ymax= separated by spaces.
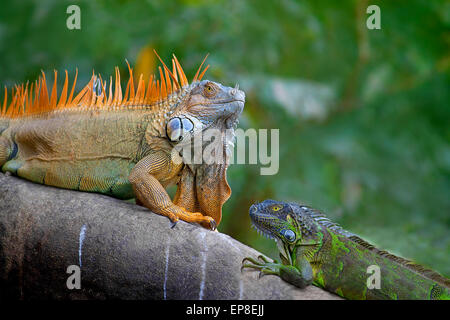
xmin=282 ymin=229 xmax=296 ymax=243
xmin=203 ymin=82 xmax=217 ymax=97
xmin=272 ymin=205 xmax=282 ymax=212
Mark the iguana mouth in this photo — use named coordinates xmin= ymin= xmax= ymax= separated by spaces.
xmin=196 ymin=99 xmax=244 ymax=132
xmin=249 ymin=205 xmax=277 ymax=240
xmin=188 ymin=98 xmax=245 ymax=109
xmin=250 ymin=221 xmax=276 ymax=240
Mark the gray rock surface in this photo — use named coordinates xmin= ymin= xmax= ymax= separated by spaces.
xmin=0 ymin=173 xmax=340 ymax=300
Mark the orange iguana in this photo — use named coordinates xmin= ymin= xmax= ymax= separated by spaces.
xmin=0 ymin=52 xmax=245 ymax=230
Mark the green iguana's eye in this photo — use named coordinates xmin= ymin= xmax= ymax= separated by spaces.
xmin=272 ymin=204 xmax=283 ymax=212
xmin=282 ymin=229 xmax=296 ymax=243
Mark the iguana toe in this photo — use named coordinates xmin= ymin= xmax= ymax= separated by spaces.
xmin=168 ymin=205 xmax=217 ymax=230
xmin=169 ymin=220 xmax=178 ymax=229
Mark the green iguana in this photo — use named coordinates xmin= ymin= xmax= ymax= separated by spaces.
xmin=0 ymin=52 xmax=245 ymax=230
xmin=242 ymin=199 xmax=450 ymax=300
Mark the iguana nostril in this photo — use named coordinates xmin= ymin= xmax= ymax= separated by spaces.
xmin=230 ymin=83 xmax=239 ymax=96
xmin=232 ymin=89 xmax=245 ymax=102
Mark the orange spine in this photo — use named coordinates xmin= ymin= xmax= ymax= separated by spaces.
xmin=0 ymin=52 xmax=209 ymax=119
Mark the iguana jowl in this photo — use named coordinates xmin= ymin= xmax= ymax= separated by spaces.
xmin=0 ymin=53 xmax=245 ymax=230
xmin=242 ymin=200 xmax=450 ymax=300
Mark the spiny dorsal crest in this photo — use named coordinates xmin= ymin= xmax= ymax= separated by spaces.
xmin=349 ymin=235 xmax=450 ymax=288
xmin=289 ymin=202 xmax=355 ymax=237
xmin=1 ymin=51 xmax=210 ymax=118
xmin=291 ymin=202 xmax=449 ymax=287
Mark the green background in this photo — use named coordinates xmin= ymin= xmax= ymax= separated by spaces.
xmin=0 ymin=0 xmax=449 ymax=277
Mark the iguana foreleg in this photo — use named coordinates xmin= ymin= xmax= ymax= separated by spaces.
xmin=129 ymin=151 xmax=215 ymax=229
xmin=241 ymin=251 xmax=313 ymax=288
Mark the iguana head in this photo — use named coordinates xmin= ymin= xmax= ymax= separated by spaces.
xmin=165 ymin=80 xmax=244 ymax=143
xmin=249 ymin=200 xmax=303 ymax=244
xmin=249 ymin=200 xmax=321 ymax=263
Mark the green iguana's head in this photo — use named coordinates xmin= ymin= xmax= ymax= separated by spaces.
xmin=249 ymin=200 xmax=303 ymax=245
xmin=249 ymin=200 xmax=323 ymax=262
xmin=165 ymin=80 xmax=245 ymax=143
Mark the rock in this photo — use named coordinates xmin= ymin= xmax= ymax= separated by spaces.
xmin=0 ymin=173 xmax=340 ymax=300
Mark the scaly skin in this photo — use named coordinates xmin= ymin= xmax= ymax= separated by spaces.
xmin=242 ymin=200 xmax=450 ymax=300
xmin=0 ymin=55 xmax=245 ymax=230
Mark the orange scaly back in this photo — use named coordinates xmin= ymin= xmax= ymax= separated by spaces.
xmin=0 ymin=52 xmax=210 ymax=119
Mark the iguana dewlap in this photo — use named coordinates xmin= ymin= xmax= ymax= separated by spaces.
xmin=0 ymin=53 xmax=245 ymax=230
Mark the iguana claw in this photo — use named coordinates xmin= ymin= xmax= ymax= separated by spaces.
xmin=241 ymin=255 xmax=283 ymax=278
xmin=209 ymin=218 xmax=217 ymax=231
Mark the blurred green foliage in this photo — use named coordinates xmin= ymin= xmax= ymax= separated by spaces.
xmin=0 ymin=0 xmax=449 ymax=276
